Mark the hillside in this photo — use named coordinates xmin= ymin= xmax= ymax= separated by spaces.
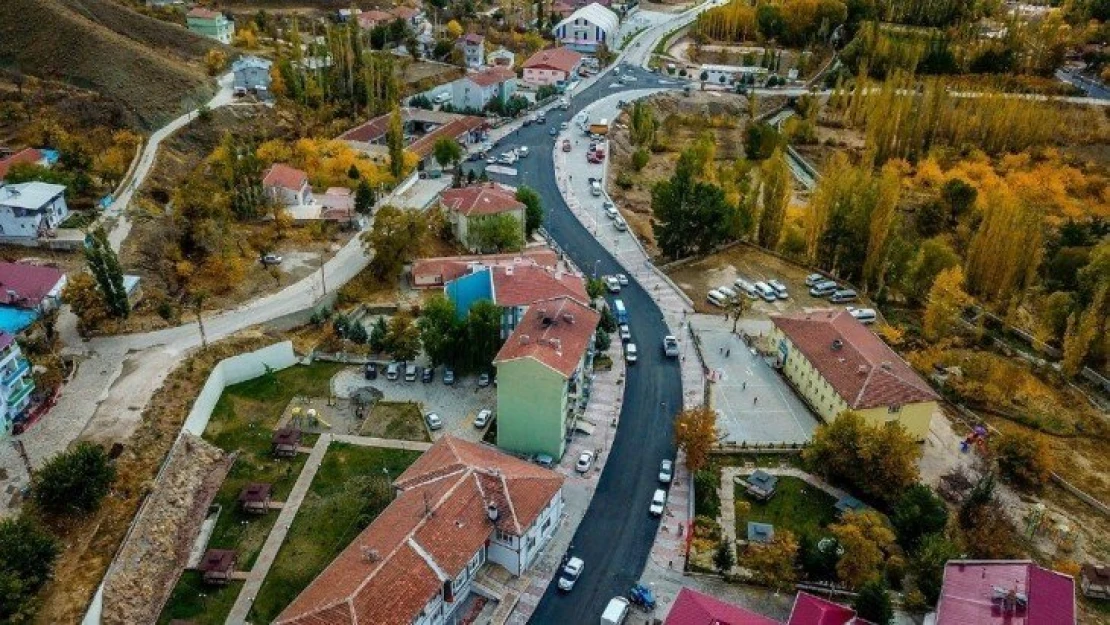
xmin=0 ymin=0 xmax=220 ymax=130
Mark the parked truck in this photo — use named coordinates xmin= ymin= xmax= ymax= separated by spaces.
xmin=588 ymin=118 xmax=610 ymax=136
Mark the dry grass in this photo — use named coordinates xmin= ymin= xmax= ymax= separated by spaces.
xmin=33 ymin=330 xmax=289 ymax=625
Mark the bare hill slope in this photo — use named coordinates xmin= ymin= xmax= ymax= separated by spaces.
xmin=0 ymin=0 xmax=220 ymax=129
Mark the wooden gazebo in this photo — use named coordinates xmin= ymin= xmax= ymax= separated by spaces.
xmin=271 ymin=427 xmax=302 ymax=457
xmin=198 ymin=549 xmax=237 ymax=585
xmin=238 ymin=482 xmax=273 ymax=514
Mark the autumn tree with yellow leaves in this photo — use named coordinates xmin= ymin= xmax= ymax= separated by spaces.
xmin=922 ymin=266 xmax=971 ymax=342
xmin=674 ymin=406 xmax=719 ymax=473
xmin=830 ymin=511 xmax=897 ymax=589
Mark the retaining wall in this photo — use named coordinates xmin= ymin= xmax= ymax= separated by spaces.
xmin=181 ymin=341 xmax=299 ymax=436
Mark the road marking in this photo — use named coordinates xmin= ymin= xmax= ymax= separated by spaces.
xmin=486 ymin=165 xmax=518 ymax=176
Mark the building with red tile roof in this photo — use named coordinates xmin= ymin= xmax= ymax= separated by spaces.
xmin=494 ymin=296 xmax=599 ymax=458
xmin=439 ymin=183 xmax=526 ymax=252
xmin=0 ymin=262 xmax=67 ymax=311
xmin=770 ymin=309 xmax=939 ymax=441
xmin=410 ymin=248 xmax=560 ymax=289
xmin=933 ymin=560 xmax=1076 ymax=625
xmin=186 ymin=7 xmax=233 ymax=44
xmin=356 ymin=9 xmax=394 ymax=29
xmin=0 ymin=148 xmax=46 ymax=181
xmin=275 ymin=436 xmax=563 ymax=625
xmin=665 ymin=587 xmax=781 ymax=625
xmin=341 ymin=109 xmax=486 ymax=169
xmin=522 ymin=47 xmax=583 ymax=86
xmin=262 ymin=163 xmax=312 ymax=207
xmin=786 ymin=592 xmax=860 ymax=625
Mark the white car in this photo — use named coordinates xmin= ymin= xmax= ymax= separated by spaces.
xmin=613 ymin=217 xmax=628 ymax=232
xmin=605 ymin=276 xmax=621 ymax=293
xmin=603 ymin=202 xmax=619 ymax=219
xmin=516 ymin=146 xmax=529 ymax=158
xmin=625 ymin=343 xmax=638 ymax=364
xmin=768 ymin=279 xmax=789 ymax=299
xmin=575 ymin=450 xmax=594 ymax=473
xmin=425 ymin=412 xmax=443 ymax=431
xmin=649 ymin=488 xmax=666 ymax=516
xmin=662 ymin=335 xmax=679 ymax=358
xmin=847 ymin=307 xmax=877 ymax=324
xmin=659 ymin=460 xmax=673 ymax=483
xmin=474 ymin=409 xmax=492 ymax=428
xmin=558 ymin=557 xmax=584 ymax=591
xmin=619 ymin=323 xmax=631 ymax=342
xmin=616 ymin=273 xmax=629 ymax=286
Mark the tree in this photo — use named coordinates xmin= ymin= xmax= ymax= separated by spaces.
xmin=674 ymin=405 xmax=719 ymax=473
xmin=940 ymin=177 xmax=976 ymax=222
xmin=995 ymin=433 xmax=1053 ymax=491
xmin=891 ymin=484 xmax=948 ymax=551
xmin=830 ymin=510 xmax=896 ymax=588
xmin=363 ymin=205 xmax=427 ymax=280
xmin=419 ymin=295 xmax=460 ymax=366
xmin=33 ymin=442 xmax=116 ymax=515
xmin=84 ymin=227 xmax=130 ymax=318
xmin=463 ymin=299 xmax=503 ymax=372
xmin=471 ymin=214 xmax=524 ymax=252
xmin=0 ymin=515 xmax=57 ymax=622
xmin=1062 ymin=283 xmax=1107 ymax=377
xmin=713 ymin=539 xmax=735 ymax=574
xmin=862 ymin=162 xmax=901 ymax=293
xmin=745 ymin=123 xmax=780 ymax=160
xmin=446 ymin=19 xmax=464 ymax=39
xmin=803 ymin=411 xmax=919 ymax=506
xmin=355 ymin=179 xmax=376 ymax=214
xmin=370 ymin=316 xmax=389 ymax=353
xmin=629 ymin=100 xmax=657 ymax=146
xmin=746 ymin=529 xmax=799 ymax=590
xmin=586 ymin=277 xmax=606 ymax=300
xmin=904 ymin=237 xmax=959 ymax=305
xmin=386 ymin=105 xmax=406 ymax=178
xmin=64 ymin=273 xmax=111 ymax=337
xmin=853 ymin=577 xmax=894 ymax=625
xmin=652 ymin=150 xmax=734 ymax=260
xmin=912 ymin=533 xmax=961 ymax=604
xmin=433 ymin=137 xmax=463 ymax=169
xmin=922 ymin=266 xmax=971 ymax=342
xmin=516 ymin=186 xmax=544 ymax=236
xmin=757 ymin=149 xmax=791 ymax=249
xmin=386 ymin=314 xmax=421 ymax=361
xmin=632 ymin=148 xmax=650 ymax=172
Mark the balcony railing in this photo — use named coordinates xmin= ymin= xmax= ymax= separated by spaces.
xmin=2 ymin=359 xmax=30 ymax=387
xmin=6 ymin=380 xmax=33 ymax=407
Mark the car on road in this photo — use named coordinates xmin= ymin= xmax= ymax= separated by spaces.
xmin=601 ymin=597 xmax=631 ymax=625
xmin=486 ymin=156 xmax=498 ymax=165
xmin=560 ymin=121 xmax=569 ymax=130
xmin=537 ymin=113 xmax=547 ymax=124
xmin=425 ymin=412 xmax=442 ymax=430
xmin=549 ymin=126 xmax=558 ymax=136
xmin=385 ymin=362 xmax=400 ymax=381
xmin=649 ymin=488 xmax=666 ymax=516
xmin=625 ymin=342 xmax=638 ymax=364
xmin=575 ymin=450 xmax=595 ymax=473
xmin=616 ymin=273 xmax=629 ymax=286
xmin=619 ymin=323 xmax=631 ymax=342
xmin=522 ymin=117 xmax=532 ymax=126
xmin=613 ymin=217 xmax=627 ymax=232
xmin=261 ymin=253 xmax=283 ymax=265
xmin=562 ymin=138 xmax=572 ymax=152
xmin=364 ymin=362 xmax=378 ymax=380
xmin=604 ymin=203 xmax=619 ymax=219
xmin=516 ymin=146 xmax=529 ymax=158
xmin=662 ymin=335 xmax=679 ymax=358
xmin=768 ymin=279 xmax=789 ymax=299
xmin=606 ymin=275 xmax=621 ymax=293
xmin=478 ymin=372 xmax=492 ymax=387
xmin=558 ymin=557 xmax=584 ymax=591
xmin=659 ymin=460 xmax=674 ymax=483
xmin=474 ymin=409 xmax=493 ymax=428
xmin=443 ymin=368 xmax=455 ymax=385
xmin=421 ymin=366 xmax=434 ymax=383
xmin=498 ymin=152 xmax=517 ymax=165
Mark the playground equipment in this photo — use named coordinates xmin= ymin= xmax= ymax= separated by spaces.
xmin=306 ymin=408 xmax=332 ymax=429
xmin=960 ymin=425 xmax=989 ymax=454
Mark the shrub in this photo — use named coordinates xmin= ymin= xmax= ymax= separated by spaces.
xmin=33 ymin=442 xmax=116 ymax=515
xmin=615 ymin=171 xmax=633 ymax=189
xmin=631 ymin=148 xmax=650 ymax=171
xmin=995 ymin=433 xmax=1053 ymax=491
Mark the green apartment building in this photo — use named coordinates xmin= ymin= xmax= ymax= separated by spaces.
xmin=186 ymin=7 xmax=234 ymax=45
xmin=494 ymin=296 xmax=599 ymax=459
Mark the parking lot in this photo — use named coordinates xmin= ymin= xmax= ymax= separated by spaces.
xmin=693 ymin=315 xmax=819 ymax=444
xmin=332 ymin=366 xmax=497 ymax=442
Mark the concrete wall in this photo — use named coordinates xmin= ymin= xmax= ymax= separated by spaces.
xmin=182 ymin=341 xmax=299 ymax=436
xmin=495 ymin=357 xmax=568 ymax=458
xmin=446 ymin=269 xmax=493 ymax=320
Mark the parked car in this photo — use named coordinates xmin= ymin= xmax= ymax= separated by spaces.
xmin=662 ymin=336 xmax=679 ymax=358
xmin=616 ymin=273 xmax=629 ymax=286
xmin=606 ymin=276 xmax=621 ymax=293
xmin=734 ymin=278 xmax=758 ymax=299
xmin=549 ymin=126 xmax=559 ymax=136
xmin=706 ymin=289 xmax=727 ymax=307
xmin=768 ymin=279 xmax=789 ymax=299
xmin=754 ymin=281 xmax=777 ymax=302
xmin=558 ymin=557 xmax=585 ymax=591
xmin=619 ymin=323 xmax=632 ymax=342
xmin=829 ymin=289 xmax=858 ymax=303
xmin=601 ymin=597 xmax=631 ymax=625
xmin=560 ymin=121 xmax=569 ymax=130
xmin=516 ymin=146 xmax=530 ymax=158
xmin=443 ymin=368 xmax=455 ymax=385
xmin=625 ymin=343 xmax=638 ymax=364
xmin=562 ymin=138 xmax=572 ymax=152
xmin=717 ymin=285 xmax=738 ymax=301
xmin=847 ymin=307 xmax=877 ymax=324
xmin=261 ymin=253 xmax=283 ymax=265
xmin=478 ymin=372 xmax=492 ymax=387
xmin=575 ymin=450 xmax=595 ymax=473
xmin=474 ymin=409 xmax=492 ymax=428
xmin=535 ymin=454 xmax=554 ymax=468
xmin=425 ymin=412 xmax=443 ymax=430
xmin=364 ymin=362 xmax=378 ymax=380
xmin=649 ymin=489 xmax=666 ymax=516
xmin=421 ymin=367 xmax=434 ymax=383
xmin=385 ymin=362 xmax=400 ymax=381
xmin=659 ymin=459 xmax=674 ymax=483
xmin=805 ymin=273 xmax=826 ymax=287
xmin=613 ymin=217 xmax=627 ymax=232
xmin=809 ymin=280 xmax=838 ymax=297
xmin=404 ymin=364 xmax=418 ymax=382
xmin=604 ymin=204 xmax=619 ymax=220
xmin=486 ymin=155 xmax=498 ymax=165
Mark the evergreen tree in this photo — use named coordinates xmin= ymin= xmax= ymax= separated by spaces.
xmin=387 ymin=105 xmax=406 ymax=178
xmin=757 ymin=149 xmax=791 ymax=249
xmin=84 ymin=228 xmax=130 ymax=319
xmin=853 ymin=578 xmax=894 ymax=625
xmin=355 ymin=179 xmax=376 ymax=214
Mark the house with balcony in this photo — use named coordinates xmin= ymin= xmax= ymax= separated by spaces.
xmin=0 ymin=182 xmax=69 ymax=240
xmin=276 ymin=436 xmax=564 ymax=625
xmin=770 ymin=309 xmax=939 ymax=441
xmin=451 ymin=67 xmax=517 ymax=112
xmin=186 ymin=7 xmax=234 ymax=44
xmin=445 ymin=260 xmax=588 ymax=338
xmin=0 ymin=262 xmax=67 ymax=312
xmin=232 ymin=56 xmax=272 ymax=95
xmin=494 ymin=296 xmax=599 ymax=458
xmin=438 ymin=183 xmax=525 ymax=251
xmin=0 ymin=332 xmax=35 ymax=438
xmin=457 ymin=33 xmax=486 ymax=69
xmin=487 ymin=47 xmax=516 ymax=68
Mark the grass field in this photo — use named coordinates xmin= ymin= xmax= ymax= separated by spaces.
xmin=735 ymin=476 xmax=838 ymax=543
xmin=359 ymin=401 xmax=430 ymax=441
xmin=159 ymin=363 xmax=342 ymax=623
xmin=248 ymin=443 xmax=422 ymax=622
xmin=157 ymin=572 xmax=243 ymax=625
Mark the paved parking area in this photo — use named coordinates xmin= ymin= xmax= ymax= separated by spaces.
xmin=694 ymin=315 xmax=818 ymax=444
xmin=331 ymin=367 xmax=496 ymax=442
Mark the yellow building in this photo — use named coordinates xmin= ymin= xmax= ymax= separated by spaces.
xmin=770 ymin=310 xmax=939 ymax=441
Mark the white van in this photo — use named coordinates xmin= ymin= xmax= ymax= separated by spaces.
xmin=809 ymin=280 xmax=838 ymax=297
xmin=601 ymin=597 xmax=630 ymax=625
xmin=754 ymin=281 xmax=777 ymax=302
xmin=734 ymin=278 xmax=758 ymax=299
xmin=706 ymin=289 xmax=727 ymax=307
xmin=590 ymin=180 xmax=602 ymax=197
xmin=847 ymin=307 xmax=877 ymax=324
xmin=829 ymin=289 xmax=858 ymax=303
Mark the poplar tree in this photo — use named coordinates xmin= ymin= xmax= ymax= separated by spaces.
xmin=84 ymin=227 xmax=130 ymax=319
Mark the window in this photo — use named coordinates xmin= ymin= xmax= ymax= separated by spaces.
xmin=495 ymin=528 xmax=514 ymax=544
xmin=542 ymin=517 xmax=551 ymax=533
xmin=888 ymin=404 xmax=902 ymax=413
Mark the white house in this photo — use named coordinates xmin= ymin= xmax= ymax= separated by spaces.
xmin=451 ymin=67 xmax=517 ymax=112
xmin=487 ymin=47 xmax=516 ymax=68
xmin=274 ymin=436 xmax=564 ymax=625
xmin=0 ymin=182 xmax=69 ymax=239
xmin=522 ymin=47 xmax=583 ymax=87
xmin=232 ymin=56 xmax=273 ymax=95
xmin=552 ymin=3 xmax=619 ymax=53
xmin=457 ymin=33 xmax=485 ymax=69
xmin=262 ymin=163 xmax=312 ymax=207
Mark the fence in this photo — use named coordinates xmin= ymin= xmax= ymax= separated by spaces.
xmin=710 ymin=442 xmax=807 ymax=455
xmin=181 ymin=341 xmax=299 ymax=436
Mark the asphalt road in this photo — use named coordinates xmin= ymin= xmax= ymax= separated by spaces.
xmin=487 ymin=67 xmax=686 ymax=623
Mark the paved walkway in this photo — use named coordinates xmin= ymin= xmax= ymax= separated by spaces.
xmin=331 ymin=434 xmax=433 ymax=451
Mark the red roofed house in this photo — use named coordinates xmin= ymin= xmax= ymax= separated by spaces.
xmin=451 ymin=67 xmax=518 ymax=112
xmin=0 ymin=148 xmax=47 ymax=182
xmin=410 ymin=248 xmax=560 ymax=289
xmin=0 ymin=262 xmax=67 ymax=311
xmin=391 ymin=5 xmax=424 ymax=27
xmin=186 ymin=7 xmax=234 ymax=44
xmin=275 ymin=436 xmax=564 ymax=625
xmin=522 ymin=47 xmax=583 ymax=87
xmin=933 ymin=560 xmax=1076 ymax=625
xmin=663 ymin=587 xmax=861 ymax=625
xmin=457 ymin=33 xmax=486 ymax=68
xmin=494 ymin=296 xmax=599 ymax=458
xmin=786 ymin=592 xmax=860 ymax=625
xmin=445 ymin=259 xmax=588 ymax=338
xmin=262 ymin=163 xmax=312 ymax=207
xmin=357 ymin=9 xmax=394 ymax=30
xmin=770 ymin=309 xmax=939 ymax=441
xmin=439 ymin=183 xmax=526 ymax=252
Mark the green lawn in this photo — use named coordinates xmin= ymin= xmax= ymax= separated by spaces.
xmin=158 ymin=363 xmax=342 ymax=624
xmin=157 ymin=571 xmax=243 ymax=625
xmin=359 ymin=401 xmax=431 ymax=441
xmin=248 ymin=443 xmax=422 ymax=623
xmin=735 ymin=476 xmax=839 ymax=543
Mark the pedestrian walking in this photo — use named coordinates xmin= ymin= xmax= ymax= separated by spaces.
xmin=753 ymin=396 xmax=758 ymax=405
xmin=742 ymin=381 xmax=746 ymax=390
xmin=726 ymin=349 xmax=731 ymax=357
xmin=719 ymin=346 xmax=724 ymax=354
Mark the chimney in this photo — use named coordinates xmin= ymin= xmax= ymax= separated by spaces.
xmin=549 ymin=338 xmax=562 ymax=351
xmin=519 ymin=334 xmax=532 ymax=344
xmin=831 ymin=339 xmax=843 ymax=351
xmin=487 ymin=502 xmax=500 ymax=522
xmin=857 ymin=365 xmax=868 ymax=375
xmin=881 ymin=361 xmax=892 ymax=371
xmin=505 ymin=265 xmax=514 ymax=276
xmin=562 ymin=313 xmax=575 ymax=323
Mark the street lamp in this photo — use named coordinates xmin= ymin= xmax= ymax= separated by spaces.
xmin=593 ymin=259 xmax=601 ymax=278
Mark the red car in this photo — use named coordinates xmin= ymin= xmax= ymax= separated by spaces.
xmin=562 ymin=139 xmax=572 ymax=152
